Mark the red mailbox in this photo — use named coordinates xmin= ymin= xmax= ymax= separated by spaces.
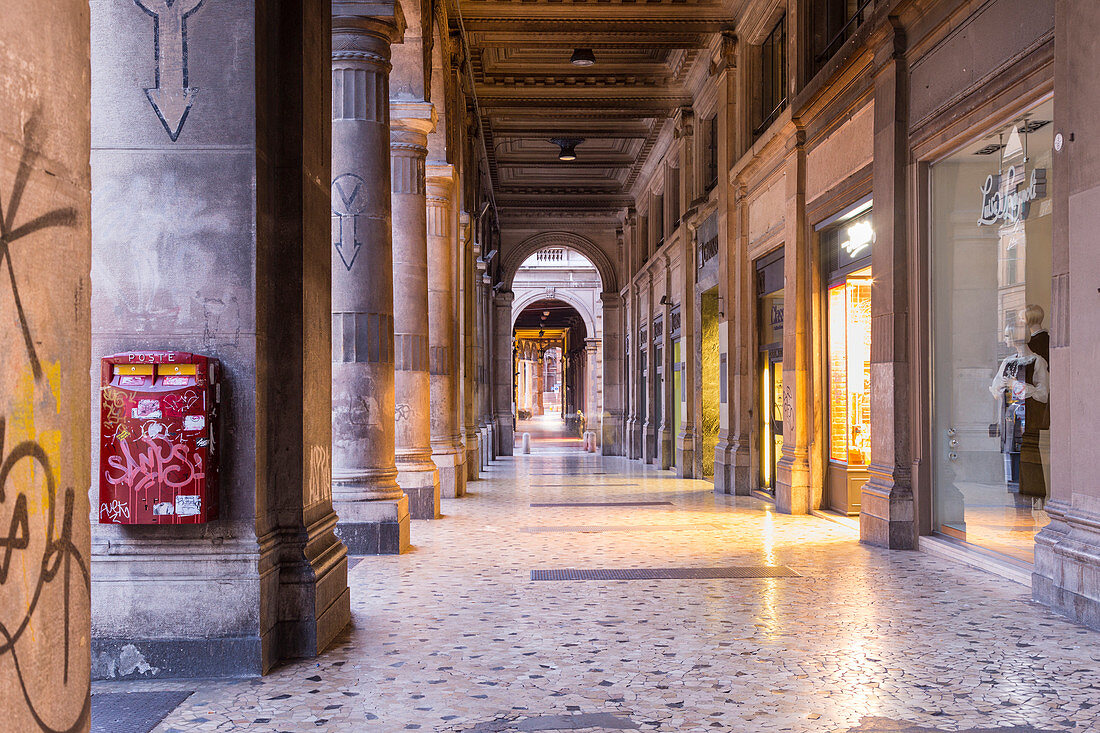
xmin=98 ymin=351 xmax=221 ymax=524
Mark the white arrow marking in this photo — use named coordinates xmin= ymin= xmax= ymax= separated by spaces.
xmin=135 ymin=0 xmax=206 ymax=141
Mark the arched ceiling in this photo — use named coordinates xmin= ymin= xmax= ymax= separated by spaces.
xmin=450 ymin=0 xmax=742 ymax=219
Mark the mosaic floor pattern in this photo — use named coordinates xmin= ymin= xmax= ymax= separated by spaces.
xmin=94 ymin=445 xmax=1100 ymax=732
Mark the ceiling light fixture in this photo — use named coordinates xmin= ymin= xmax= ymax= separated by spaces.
xmin=550 ymin=137 xmax=583 ymax=162
xmin=570 ymin=48 xmax=596 ymax=67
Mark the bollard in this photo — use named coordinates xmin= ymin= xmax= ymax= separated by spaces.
xmin=522 ymin=432 xmax=531 ymax=454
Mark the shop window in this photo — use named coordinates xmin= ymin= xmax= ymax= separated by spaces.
xmin=810 ymin=0 xmax=873 ymax=78
xmin=818 ymin=203 xmax=873 ymax=514
xmin=755 ymin=15 xmax=787 ymax=139
xmin=931 ymin=99 xmax=1053 ymax=564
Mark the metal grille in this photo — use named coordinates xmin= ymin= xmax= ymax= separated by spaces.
xmin=530 ymin=501 xmax=672 ymax=508
xmin=92 ymin=691 xmax=193 ymax=733
xmin=522 ymin=524 xmax=724 ymax=533
xmin=531 ymin=566 xmax=801 ymax=581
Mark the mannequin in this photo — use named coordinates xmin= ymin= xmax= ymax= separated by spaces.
xmin=990 ymin=307 xmax=1049 ymax=509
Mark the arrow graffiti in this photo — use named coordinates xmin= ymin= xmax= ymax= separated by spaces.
xmin=332 ymin=173 xmax=367 ymax=271
xmin=135 ymin=0 xmax=207 ymax=142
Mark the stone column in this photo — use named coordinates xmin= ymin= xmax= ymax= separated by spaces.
xmin=463 ymin=215 xmax=481 ymax=479
xmin=629 ymin=284 xmax=643 ymax=460
xmin=775 ymin=146 xmax=812 ymax=514
xmin=861 ymin=23 xmax=916 ymax=548
xmin=1033 ymin=0 xmax=1100 ymax=627
xmin=641 ymin=275 xmax=657 ymax=463
xmin=714 ymin=35 xmax=752 ymax=495
xmin=585 ymin=338 xmax=600 ymax=439
xmin=426 ymin=164 xmax=466 ymax=499
xmin=2 ymin=0 xmax=90 ymax=725
xmin=390 ymin=103 xmax=440 ymax=519
xmin=600 ymin=292 xmax=625 ymax=455
xmin=330 ymin=7 xmax=409 ymax=554
xmin=479 ymin=270 xmax=494 ymax=461
xmin=492 ymin=290 xmax=515 ymax=455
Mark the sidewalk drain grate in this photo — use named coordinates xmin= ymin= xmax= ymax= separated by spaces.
xmin=531 ymin=566 xmax=801 ymax=581
xmin=530 ymin=501 xmax=672 ymax=507
xmin=92 ymin=691 xmax=193 ymax=733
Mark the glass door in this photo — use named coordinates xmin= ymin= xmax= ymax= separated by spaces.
xmin=761 ymin=349 xmax=783 ymax=493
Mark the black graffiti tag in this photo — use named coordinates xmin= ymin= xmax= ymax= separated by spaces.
xmin=0 ymin=115 xmax=78 ymax=381
xmin=0 ymin=418 xmax=90 ymax=733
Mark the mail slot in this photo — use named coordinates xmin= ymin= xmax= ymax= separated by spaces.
xmin=98 ymin=351 xmax=221 ymax=524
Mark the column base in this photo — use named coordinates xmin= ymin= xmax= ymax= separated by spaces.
xmin=465 ymin=428 xmax=481 ymax=481
xmin=334 ymin=495 xmax=411 ymax=554
xmin=1033 ymin=500 xmax=1100 ymax=630
xmin=92 ymin=636 xmax=262 ymax=680
xmin=397 ymin=460 xmax=441 ymax=519
xmin=859 ymin=469 xmax=916 ymax=549
xmin=432 ymin=445 xmax=467 ymax=499
xmin=264 ymin=509 xmax=351 ymax=666
xmin=627 ymin=420 xmax=641 ymax=460
xmin=714 ymin=435 xmax=751 ymax=495
xmin=466 ymin=445 xmax=480 ymax=480
xmin=775 ymin=451 xmax=811 ymax=515
xmin=676 ymin=433 xmax=695 ymax=479
xmin=495 ymin=415 xmax=514 ymax=456
xmin=642 ymin=424 xmax=656 ymax=464
xmin=601 ymin=414 xmax=624 ymax=456
xmin=658 ymin=428 xmax=673 ymax=470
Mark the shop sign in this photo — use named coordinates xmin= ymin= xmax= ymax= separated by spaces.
xmin=978 ymin=166 xmax=1046 ymax=227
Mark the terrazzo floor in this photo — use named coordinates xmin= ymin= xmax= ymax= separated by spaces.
xmin=94 ymin=435 xmax=1100 ymax=732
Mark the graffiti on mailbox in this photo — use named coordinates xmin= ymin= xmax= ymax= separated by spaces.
xmin=104 ymin=436 xmax=205 ymax=495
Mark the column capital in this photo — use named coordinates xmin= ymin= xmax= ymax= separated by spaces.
xmin=391 ymin=101 xmax=437 ymax=141
xmin=600 ymin=291 xmax=624 ymax=308
xmin=426 ymin=162 xmax=455 ymax=199
xmin=492 ymin=289 xmax=514 ymax=306
xmin=332 ymin=1 xmax=406 ymax=49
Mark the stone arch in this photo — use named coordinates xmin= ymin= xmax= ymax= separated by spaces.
xmin=500 ymin=231 xmax=619 ymax=294
xmin=510 ymin=289 xmax=598 ymax=339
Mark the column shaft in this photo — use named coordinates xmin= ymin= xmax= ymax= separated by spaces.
xmin=391 ymin=106 xmax=440 ymax=519
xmin=492 ymin=291 xmax=515 ymax=455
xmin=426 ymin=166 xmax=466 ymax=498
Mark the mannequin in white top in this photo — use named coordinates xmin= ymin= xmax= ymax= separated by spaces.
xmin=990 ymin=309 xmax=1049 ymax=507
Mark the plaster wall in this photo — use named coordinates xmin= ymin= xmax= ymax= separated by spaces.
xmin=0 ymin=0 xmax=91 ymax=728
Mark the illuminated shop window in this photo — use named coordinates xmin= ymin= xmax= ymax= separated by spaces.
xmin=828 ymin=268 xmax=871 ymax=465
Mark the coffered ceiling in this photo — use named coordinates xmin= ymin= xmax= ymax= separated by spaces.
xmin=450 ymin=0 xmax=742 ymax=219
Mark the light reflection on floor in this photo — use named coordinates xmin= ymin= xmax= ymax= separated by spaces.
xmin=97 ymin=433 xmax=1100 ymax=732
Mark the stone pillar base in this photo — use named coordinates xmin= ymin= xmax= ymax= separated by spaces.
xmin=92 ymin=636 xmax=263 ymax=680
xmin=713 ymin=437 xmax=750 ymax=495
xmin=466 ymin=443 xmax=480 ymax=480
xmin=658 ymin=429 xmax=673 ymax=470
xmin=859 ymin=476 xmax=916 ymax=549
xmin=267 ymin=510 xmax=351 ymax=664
xmin=1033 ymin=500 xmax=1100 ymax=629
xmin=601 ymin=415 xmax=624 ymax=456
xmin=432 ymin=446 xmax=467 ymax=498
xmin=398 ymin=462 xmax=441 ymax=519
xmin=775 ymin=452 xmax=811 ymax=515
xmin=642 ymin=424 xmax=656 ymax=464
xmin=495 ymin=415 xmax=514 ymax=456
xmin=676 ymin=443 xmax=695 ymax=479
xmin=335 ymin=496 xmax=411 ymax=554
